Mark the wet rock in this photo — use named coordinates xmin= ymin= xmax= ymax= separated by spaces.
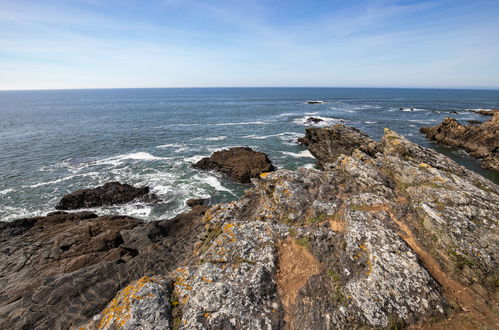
xmin=420 ymin=113 xmax=498 ymax=171
xmin=305 ymin=117 xmax=323 ymax=124
xmin=186 ymin=198 xmax=209 ymax=208
xmin=449 ymin=111 xmax=459 ymax=114
xmin=475 ymin=109 xmax=499 ymax=116
xmin=298 ymin=124 xmax=378 ymax=167
xmin=466 ymin=120 xmax=483 ymax=125
xmin=0 ymin=207 xmax=209 ymax=329
xmin=192 ymin=147 xmax=275 ymax=183
xmin=55 ymin=181 xmax=159 ymax=210
xmin=306 ymin=100 xmax=326 ymax=104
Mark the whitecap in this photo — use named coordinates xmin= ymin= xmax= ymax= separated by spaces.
xmin=281 ymin=150 xmax=315 ymax=159
xmin=156 ymin=143 xmax=183 ymax=149
xmin=192 ymin=136 xmax=227 ymax=141
xmin=0 ymin=188 xmax=14 ymax=195
xmin=95 ymin=152 xmax=169 ymax=166
xmin=194 ymin=174 xmax=233 ymax=194
xmin=212 ymin=121 xmax=269 ymax=126
xmin=184 ymin=155 xmax=206 ymax=163
xmin=301 ymin=163 xmax=317 ymax=169
xmin=292 ymin=116 xmax=346 ymax=127
xmin=364 ymin=121 xmax=377 ymax=124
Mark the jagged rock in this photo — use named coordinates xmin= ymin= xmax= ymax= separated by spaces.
xmin=0 ymin=207 xmax=209 ymax=329
xmin=298 ymin=124 xmax=378 ymax=167
xmin=186 ymin=198 xmax=209 ymax=208
xmin=420 ymin=113 xmax=498 ymax=171
xmin=55 ymin=181 xmax=159 ymax=210
xmin=305 ymin=117 xmax=324 ymax=124
xmin=192 ymin=147 xmax=275 ymax=183
xmin=95 ymin=126 xmax=498 ymax=329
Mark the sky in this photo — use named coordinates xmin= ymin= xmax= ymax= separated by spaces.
xmin=1 ymin=0 xmax=499 ymax=90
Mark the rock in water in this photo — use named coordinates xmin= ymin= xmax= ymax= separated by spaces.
xmin=186 ymin=198 xmax=209 ymax=208
xmin=92 ymin=126 xmax=497 ymax=329
xmin=420 ymin=113 xmax=498 ymax=171
xmin=298 ymin=124 xmax=378 ymax=167
xmin=55 ymin=181 xmax=158 ymax=210
xmin=305 ymin=117 xmax=324 ymax=124
xmin=192 ymin=147 xmax=275 ymax=183
xmin=475 ymin=109 xmax=499 ymax=116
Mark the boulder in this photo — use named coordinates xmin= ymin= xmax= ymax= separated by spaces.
xmin=186 ymin=198 xmax=209 ymax=208
xmin=298 ymin=124 xmax=378 ymax=167
xmin=55 ymin=181 xmax=158 ymax=210
xmin=420 ymin=113 xmax=498 ymax=171
xmin=192 ymin=147 xmax=275 ymax=183
xmin=0 ymin=207 xmax=209 ymax=329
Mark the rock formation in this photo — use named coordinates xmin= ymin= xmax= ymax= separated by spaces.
xmin=55 ymin=181 xmax=158 ymax=210
xmin=0 ymin=207 xmax=208 ymax=329
xmin=305 ymin=117 xmax=323 ymax=124
xmin=420 ymin=113 xmax=498 ymax=171
xmin=298 ymin=124 xmax=379 ymax=167
xmin=186 ymin=198 xmax=209 ymax=208
xmin=192 ymin=147 xmax=275 ymax=183
xmin=474 ymin=109 xmax=498 ymax=116
xmin=2 ymin=126 xmax=498 ymax=329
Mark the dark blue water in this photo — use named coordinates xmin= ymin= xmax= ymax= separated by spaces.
xmin=1 ymin=88 xmax=497 ymax=221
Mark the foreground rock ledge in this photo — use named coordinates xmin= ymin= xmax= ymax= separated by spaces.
xmin=56 ymin=181 xmax=159 ymax=210
xmin=192 ymin=147 xmax=275 ymax=183
xmin=1 ymin=126 xmax=497 ymax=329
xmin=420 ymin=113 xmax=498 ymax=171
xmin=91 ymin=127 xmax=497 ymax=329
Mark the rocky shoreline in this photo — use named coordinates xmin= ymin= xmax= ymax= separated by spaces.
xmin=1 ymin=125 xmax=498 ymax=329
xmin=421 ymin=112 xmax=498 ymax=171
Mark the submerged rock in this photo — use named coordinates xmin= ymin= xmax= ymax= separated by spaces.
xmin=298 ymin=124 xmax=378 ymax=167
xmin=420 ymin=113 xmax=498 ymax=171
xmin=192 ymin=147 xmax=275 ymax=183
xmin=55 ymin=181 xmax=159 ymax=210
xmin=305 ymin=117 xmax=324 ymax=124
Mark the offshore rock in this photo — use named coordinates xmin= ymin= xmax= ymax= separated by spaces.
xmin=192 ymin=147 xmax=275 ymax=183
xmin=420 ymin=113 xmax=499 ymax=171
xmin=298 ymin=124 xmax=378 ymax=167
xmin=474 ymin=109 xmax=499 ymax=116
xmin=55 ymin=181 xmax=159 ymax=210
xmin=96 ymin=126 xmax=497 ymax=329
xmin=0 ymin=207 xmax=209 ymax=329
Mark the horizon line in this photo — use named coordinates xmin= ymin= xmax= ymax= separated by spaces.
xmin=1 ymin=86 xmax=499 ymax=92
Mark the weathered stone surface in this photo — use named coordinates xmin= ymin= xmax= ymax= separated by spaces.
xmin=420 ymin=113 xmax=499 ymax=171
xmin=97 ymin=126 xmax=497 ymax=329
xmin=298 ymin=124 xmax=378 ymax=167
xmin=305 ymin=116 xmax=324 ymax=124
xmin=0 ymin=207 xmax=209 ymax=329
xmin=192 ymin=147 xmax=275 ymax=183
xmin=186 ymin=198 xmax=209 ymax=208
xmin=474 ymin=109 xmax=499 ymax=116
xmin=55 ymin=181 xmax=159 ymax=210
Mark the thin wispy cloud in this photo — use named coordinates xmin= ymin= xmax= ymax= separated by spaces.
xmin=0 ymin=0 xmax=498 ymax=90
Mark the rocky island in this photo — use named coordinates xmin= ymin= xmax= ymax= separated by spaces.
xmin=1 ymin=125 xmax=497 ymax=329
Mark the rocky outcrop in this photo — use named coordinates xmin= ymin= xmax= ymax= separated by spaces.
xmin=0 ymin=207 xmax=209 ymax=329
xmin=186 ymin=198 xmax=209 ymax=208
xmin=55 ymin=181 xmax=158 ymax=210
xmin=305 ymin=117 xmax=323 ymax=124
xmin=192 ymin=147 xmax=275 ymax=183
xmin=88 ymin=126 xmax=497 ymax=329
xmin=475 ymin=109 xmax=498 ymax=116
xmin=306 ymin=100 xmax=326 ymax=104
xmin=298 ymin=124 xmax=379 ymax=167
xmin=421 ymin=113 xmax=499 ymax=171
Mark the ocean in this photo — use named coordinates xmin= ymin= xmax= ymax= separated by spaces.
xmin=0 ymin=87 xmax=497 ymax=221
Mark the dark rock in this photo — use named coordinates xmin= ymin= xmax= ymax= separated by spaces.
xmin=55 ymin=181 xmax=159 ymax=210
xmin=186 ymin=198 xmax=209 ymax=208
xmin=466 ymin=120 xmax=483 ymax=125
xmin=298 ymin=124 xmax=378 ymax=167
xmin=420 ymin=113 xmax=498 ymax=171
xmin=0 ymin=207 xmax=209 ymax=329
xmin=306 ymin=101 xmax=326 ymax=104
xmin=305 ymin=117 xmax=323 ymax=124
xmin=192 ymin=147 xmax=275 ymax=183
xmin=449 ymin=111 xmax=458 ymax=114
xmin=475 ymin=109 xmax=499 ymax=116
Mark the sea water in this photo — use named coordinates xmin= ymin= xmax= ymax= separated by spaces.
xmin=0 ymin=87 xmax=497 ymax=221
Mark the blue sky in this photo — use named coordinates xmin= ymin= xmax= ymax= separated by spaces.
xmin=1 ymin=0 xmax=499 ymax=90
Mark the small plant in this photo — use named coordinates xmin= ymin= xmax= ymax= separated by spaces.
xmin=295 ymin=237 xmax=310 ymax=250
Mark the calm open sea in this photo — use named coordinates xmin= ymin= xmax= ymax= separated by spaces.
xmin=1 ymin=87 xmax=497 ymax=221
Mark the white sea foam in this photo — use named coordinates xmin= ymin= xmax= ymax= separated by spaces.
xmin=156 ymin=143 xmax=183 ymax=149
xmin=466 ymin=108 xmax=493 ymax=111
xmin=212 ymin=121 xmax=269 ymax=126
xmin=95 ymin=152 xmax=168 ymax=166
xmin=195 ymin=174 xmax=233 ymax=194
xmin=293 ymin=116 xmax=346 ymax=127
xmin=364 ymin=121 xmax=378 ymax=124
xmin=192 ymin=136 xmax=227 ymax=141
xmin=184 ymin=155 xmax=206 ymax=163
xmin=301 ymin=163 xmax=317 ymax=169
xmin=0 ymin=188 xmax=14 ymax=195
xmin=281 ymin=150 xmax=315 ymax=158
